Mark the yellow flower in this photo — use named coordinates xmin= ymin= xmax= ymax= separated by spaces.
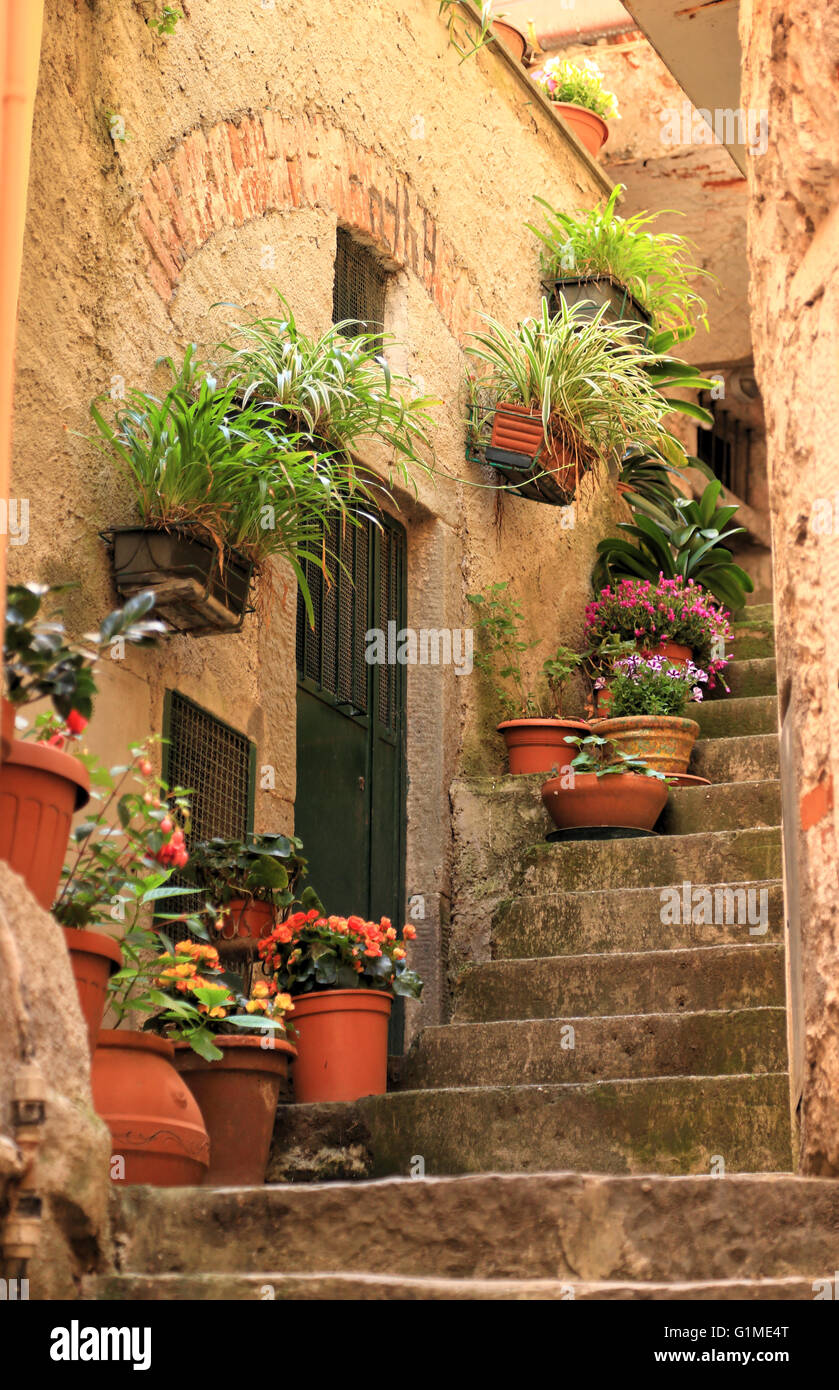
xmin=251 ymin=981 xmax=270 ymax=998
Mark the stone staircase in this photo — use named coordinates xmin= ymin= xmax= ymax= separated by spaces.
xmin=92 ymin=602 xmax=827 ymax=1301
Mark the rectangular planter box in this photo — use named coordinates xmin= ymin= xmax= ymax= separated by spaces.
xmin=543 ymin=274 xmax=651 ymax=343
xmin=107 ymin=527 xmax=253 ymax=635
xmin=484 ymin=403 xmax=579 ymax=507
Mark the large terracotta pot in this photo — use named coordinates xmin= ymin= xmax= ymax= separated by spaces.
xmin=92 ymin=1030 xmax=210 ymax=1187
xmin=541 ymin=770 xmax=668 ymax=832
xmin=174 ymin=1034 xmax=296 ymax=1185
xmin=215 ymin=897 xmax=275 ymax=943
xmin=63 ymin=927 xmax=123 ymax=1053
xmin=498 ymin=717 xmax=590 ymax=776
xmin=591 ymin=714 xmax=700 ymax=776
xmin=291 ymin=989 xmax=392 ymax=1104
xmin=0 ymin=740 xmax=90 ymax=908
xmin=553 ymin=102 xmax=609 ymax=157
xmin=489 ymin=403 xmax=578 ymax=495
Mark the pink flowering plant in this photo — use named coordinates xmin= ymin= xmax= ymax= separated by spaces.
xmin=584 ymin=577 xmax=731 ymax=687
xmin=605 ymin=652 xmax=709 ymax=718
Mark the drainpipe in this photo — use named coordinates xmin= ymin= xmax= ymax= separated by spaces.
xmin=0 ymin=0 xmax=45 ymax=651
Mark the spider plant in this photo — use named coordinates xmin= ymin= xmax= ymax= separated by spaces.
xmin=465 ymin=298 xmax=677 ymax=470
xmin=89 ymin=346 xmax=349 ymax=620
xmin=593 ymin=478 xmax=755 ymax=611
xmin=528 ymin=185 xmax=716 ymax=341
xmin=217 ymin=294 xmax=437 ymax=505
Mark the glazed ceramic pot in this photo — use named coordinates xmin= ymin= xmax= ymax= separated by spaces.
xmin=590 ymin=715 xmax=701 ymax=776
xmin=92 ymin=1030 xmax=210 ymax=1186
xmin=541 ymin=770 xmax=668 ymax=832
xmin=497 ymin=717 xmax=591 ymax=776
xmin=174 ymin=1034 xmax=296 ymax=1185
xmin=291 ymin=989 xmax=392 ymax=1103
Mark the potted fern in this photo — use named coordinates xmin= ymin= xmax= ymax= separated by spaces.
xmin=465 ymin=299 xmax=678 ymax=504
xmin=467 ymin=580 xmax=589 ymax=774
xmin=528 ymin=185 xmax=715 ymax=344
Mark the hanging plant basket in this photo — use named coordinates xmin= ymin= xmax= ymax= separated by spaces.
xmin=543 ymin=274 xmax=651 ymax=343
xmin=102 ymin=526 xmax=254 ymax=636
xmin=477 ymin=402 xmax=585 ymax=506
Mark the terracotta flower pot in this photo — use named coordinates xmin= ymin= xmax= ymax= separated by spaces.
xmin=491 ymin=19 xmax=527 ymax=63
xmin=215 ymin=897 xmax=275 ymax=942
xmin=591 ymin=715 xmax=700 ymax=776
xmin=63 ymin=927 xmax=123 ymax=1053
xmin=92 ymin=1030 xmax=209 ymax=1187
xmin=291 ymin=989 xmax=392 ymax=1103
xmin=553 ymin=102 xmax=609 ymax=158
xmin=1 ymin=698 xmax=15 ymax=759
xmin=174 ymin=1034 xmax=296 ymax=1185
xmin=0 ymin=739 xmax=90 ymax=909
xmin=541 ymin=770 xmax=668 ymax=832
xmin=497 ymin=717 xmax=591 ymax=776
xmin=489 ymin=403 xmax=579 ymax=495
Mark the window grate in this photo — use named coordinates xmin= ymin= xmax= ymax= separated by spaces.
xmin=697 ymin=395 xmax=752 ymax=504
xmin=333 ymin=227 xmax=389 ymax=341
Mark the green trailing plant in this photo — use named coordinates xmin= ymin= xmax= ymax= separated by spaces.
xmin=593 ymin=478 xmax=755 ymax=611
xmin=4 ymin=584 xmax=163 ymax=723
xmin=565 ymin=733 xmax=666 ymax=779
xmin=531 ymin=57 xmax=619 ymax=120
xmin=466 ymin=580 xmax=584 ymax=718
xmin=89 ymin=345 xmax=348 ymax=622
xmin=528 ymin=186 xmax=715 ymax=341
xmin=438 ymin=1 xmax=495 ymax=61
xmin=465 ymin=299 xmax=678 ymax=476
xmin=217 ymin=295 xmax=438 ymax=505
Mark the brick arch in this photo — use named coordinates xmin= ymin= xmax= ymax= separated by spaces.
xmin=136 ymin=111 xmax=478 ymax=342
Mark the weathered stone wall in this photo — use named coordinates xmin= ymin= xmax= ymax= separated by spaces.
xmin=741 ymin=0 xmax=839 ymax=1173
xmin=0 ymin=865 xmax=110 ymax=1297
xmin=9 ymin=0 xmax=617 ymax=1036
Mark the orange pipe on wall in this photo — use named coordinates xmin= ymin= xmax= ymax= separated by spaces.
xmin=0 ymin=0 xmax=45 ymax=621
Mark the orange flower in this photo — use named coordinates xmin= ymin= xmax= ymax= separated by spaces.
xmin=393 ymin=947 xmax=406 ymax=961
xmin=402 ymin=924 xmax=417 ymax=940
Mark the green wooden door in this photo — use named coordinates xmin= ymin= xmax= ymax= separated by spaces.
xmin=295 ymin=512 xmax=407 ymax=1046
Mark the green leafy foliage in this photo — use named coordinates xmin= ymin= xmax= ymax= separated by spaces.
xmin=531 ymin=57 xmax=619 ymax=119
xmin=148 ymin=6 xmax=182 ymax=36
xmin=528 ymin=186 xmax=716 ymax=340
xmin=183 ymin=833 xmax=321 ymax=927
xmin=259 ymin=911 xmax=422 ymax=999
xmin=565 ymin=733 xmax=666 ymax=779
xmin=437 ymin=0 xmax=495 ymax=61
xmin=4 ymin=583 xmax=164 ymax=720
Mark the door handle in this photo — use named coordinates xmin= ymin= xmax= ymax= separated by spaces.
xmin=358 ymin=776 xmax=365 ymax=792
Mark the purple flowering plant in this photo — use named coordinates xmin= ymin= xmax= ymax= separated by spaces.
xmin=584 ymin=577 xmax=731 ymax=688
xmin=606 ymin=652 xmax=709 ymax=719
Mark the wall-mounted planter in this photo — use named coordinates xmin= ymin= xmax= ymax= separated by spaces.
xmin=0 ymin=740 xmax=90 ymax=909
xmin=552 ymin=102 xmax=609 ymax=158
xmin=544 ymin=275 xmax=651 ymax=342
xmin=104 ymin=526 xmax=253 ymax=636
xmin=498 ymin=717 xmax=591 ymax=776
xmin=484 ymin=402 xmax=583 ymax=505
xmin=541 ymin=770 xmax=668 ymax=834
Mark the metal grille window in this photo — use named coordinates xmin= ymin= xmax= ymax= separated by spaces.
xmin=296 ymin=517 xmax=370 ymax=711
xmin=696 ymin=395 xmax=753 ymax=503
xmin=164 ymin=692 xmax=254 ymax=843
xmin=332 ymin=227 xmax=389 ymax=340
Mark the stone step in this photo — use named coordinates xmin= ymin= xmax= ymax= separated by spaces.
xmin=729 ymin=617 xmax=775 ymax=659
xmin=516 ymin=827 xmax=782 ymax=895
xmin=400 ymin=1007 xmax=787 ymax=1088
xmin=87 ymin=1271 xmax=823 ymax=1301
xmin=492 ymin=880 xmax=784 ymax=959
xmin=711 ymin=656 xmax=777 ymax=699
xmin=690 ymin=732 xmax=779 ymax=782
xmin=454 ymin=942 xmax=784 ymax=1022
xmin=107 ymin=1170 xmax=839 ymax=1283
xmin=657 ymin=779 xmax=780 ymax=834
xmin=740 ymin=602 xmax=774 ymax=624
xmin=692 ymin=695 xmax=777 ymax=739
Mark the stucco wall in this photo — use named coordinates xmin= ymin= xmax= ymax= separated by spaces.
xmin=741 ymin=0 xmax=839 ymax=1173
xmin=9 ymin=0 xmax=617 ymax=1032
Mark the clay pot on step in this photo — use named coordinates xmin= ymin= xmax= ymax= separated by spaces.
xmin=174 ymin=1034 xmax=296 ymax=1185
xmin=590 ymin=715 xmax=700 ymax=776
xmin=291 ymin=989 xmax=392 ymax=1103
xmin=553 ymin=103 xmax=609 ymax=158
xmin=92 ymin=1030 xmax=210 ymax=1186
xmin=541 ymin=770 xmax=668 ymax=833
xmin=63 ymin=927 xmax=123 ymax=1053
xmin=1 ymin=698 xmax=15 ymax=759
xmin=498 ymin=717 xmax=591 ymax=776
xmin=0 ymin=739 xmax=90 ymax=908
